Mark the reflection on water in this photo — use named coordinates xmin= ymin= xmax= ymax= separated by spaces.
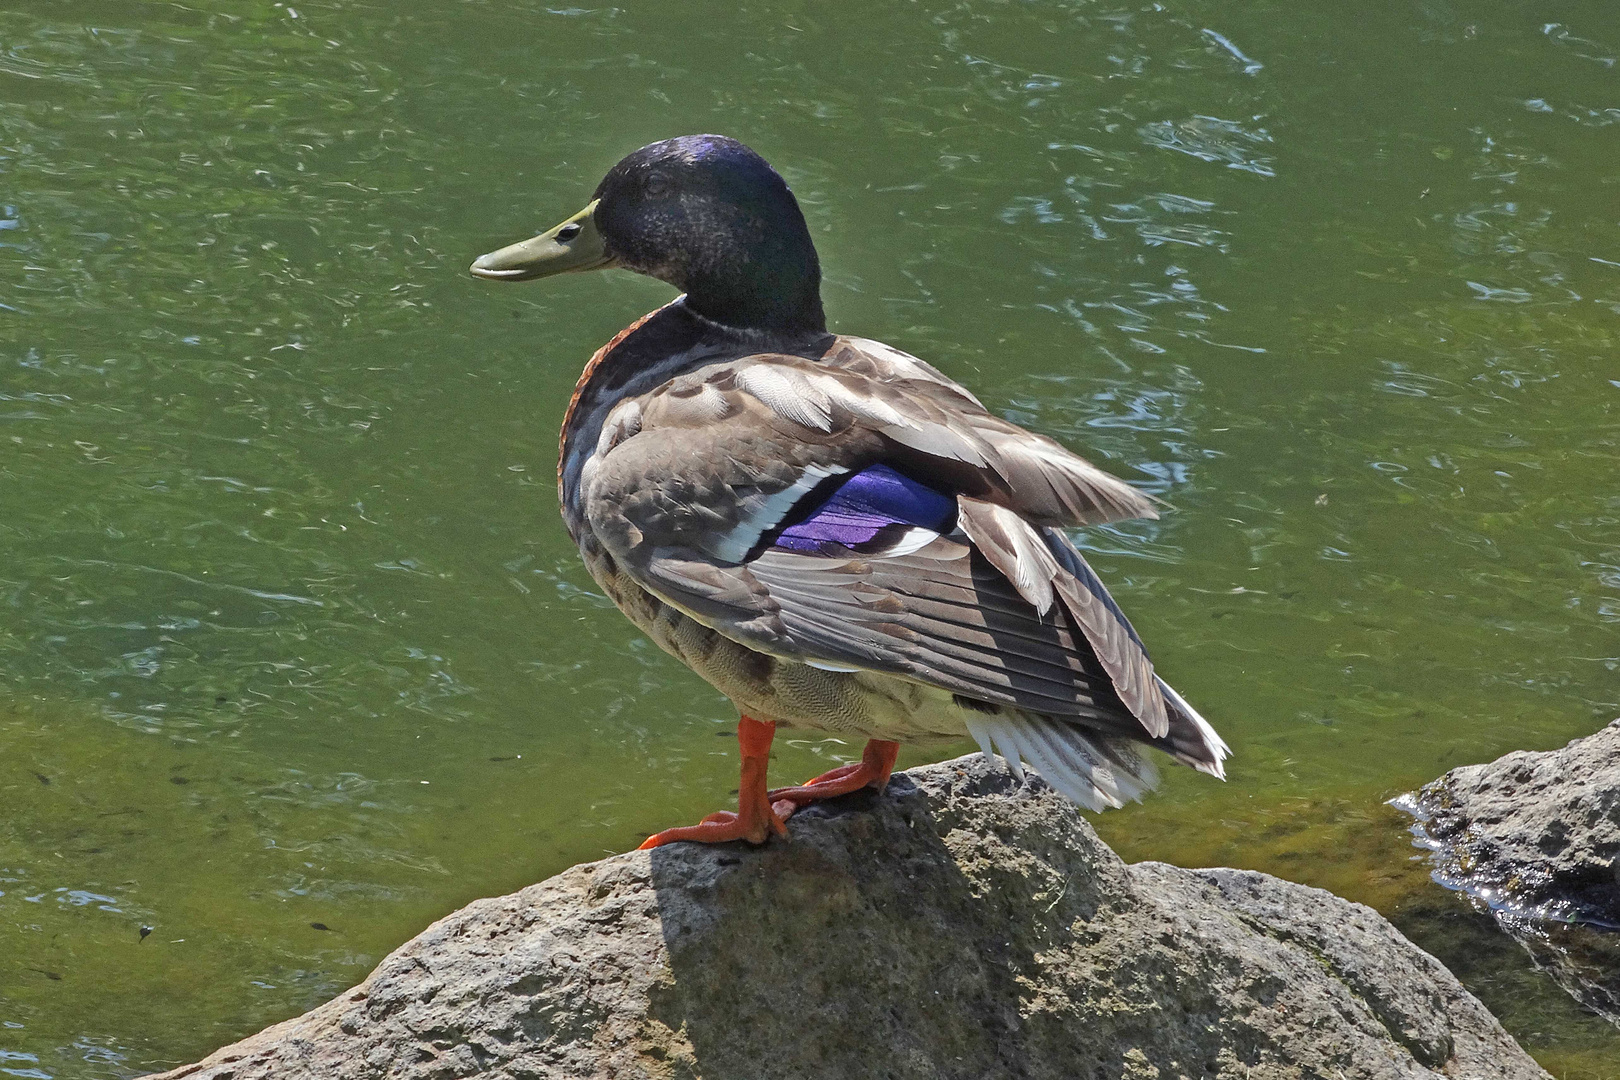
xmin=2 ymin=0 xmax=1618 ymax=1076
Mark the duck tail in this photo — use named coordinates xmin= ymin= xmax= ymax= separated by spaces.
xmin=961 ymin=677 xmax=1229 ymax=811
xmin=962 ymin=713 xmax=1160 ymax=812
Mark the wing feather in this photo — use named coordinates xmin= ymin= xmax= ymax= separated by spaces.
xmin=956 ymin=498 xmax=1169 ymax=737
xmin=631 ymin=534 xmax=1139 ymax=727
xmin=579 ymin=340 xmax=1214 ymax=760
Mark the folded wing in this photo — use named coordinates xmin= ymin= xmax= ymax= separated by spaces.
xmin=580 ymin=344 xmax=1227 ymax=798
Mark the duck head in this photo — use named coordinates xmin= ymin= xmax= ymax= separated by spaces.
xmin=471 ymin=135 xmax=825 ymax=336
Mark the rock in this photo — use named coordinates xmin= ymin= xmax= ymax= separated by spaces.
xmin=147 ymin=754 xmax=1545 ymax=1080
xmin=1397 ymin=718 xmax=1620 ymax=1026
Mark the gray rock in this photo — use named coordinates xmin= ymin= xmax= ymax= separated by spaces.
xmin=148 ymin=755 xmax=1545 ymax=1080
xmin=1398 ymin=718 xmax=1620 ymax=1025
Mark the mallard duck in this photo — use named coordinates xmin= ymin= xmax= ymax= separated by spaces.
xmin=470 ymin=135 xmax=1228 ymax=849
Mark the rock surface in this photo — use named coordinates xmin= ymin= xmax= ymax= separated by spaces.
xmin=149 ymin=754 xmax=1546 ymax=1080
xmin=1399 ymin=718 xmax=1620 ymax=1026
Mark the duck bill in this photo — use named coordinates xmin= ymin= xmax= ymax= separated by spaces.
xmin=469 ymin=199 xmax=616 ymax=281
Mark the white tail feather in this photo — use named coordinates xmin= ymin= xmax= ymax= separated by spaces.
xmin=965 ymin=717 xmax=997 ymax=761
xmin=964 ymin=714 xmax=1159 ymax=812
xmin=1002 ymin=736 xmax=1026 ymax=781
xmin=1027 ymin=718 xmax=1157 ymax=805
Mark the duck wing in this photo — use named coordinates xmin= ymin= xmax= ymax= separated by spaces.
xmin=579 ymin=343 xmax=1225 ymax=785
xmin=705 ymin=336 xmax=1166 ymax=528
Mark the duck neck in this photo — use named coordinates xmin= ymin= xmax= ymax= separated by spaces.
xmin=676 ymin=271 xmax=824 ymax=338
xmin=670 ymin=223 xmax=826 ymax=338
xmin=681 ymin=286 xmax=826 ymax=344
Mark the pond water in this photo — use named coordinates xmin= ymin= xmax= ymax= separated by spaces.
xmin=2 ymin=1 xmax=1618 ymax=1075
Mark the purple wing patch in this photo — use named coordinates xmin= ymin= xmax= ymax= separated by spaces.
xmin=772 ymin=464 xmax=956 ymax=555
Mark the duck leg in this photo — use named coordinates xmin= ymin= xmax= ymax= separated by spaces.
xmin=767 ymin=739 xmax=901 ymax=807
xmin=637 ymin=716 xmax=791 ymax=849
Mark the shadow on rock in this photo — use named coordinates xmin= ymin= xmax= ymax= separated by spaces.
xmin=644 ymin=766 xmax=1106 ymax=1080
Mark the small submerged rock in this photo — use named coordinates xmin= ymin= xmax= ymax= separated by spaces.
xmin=147 ymin=754 xmax=1545 ymax=1080
xmin=1397 ymin=718 xmax=1620 ymax=1026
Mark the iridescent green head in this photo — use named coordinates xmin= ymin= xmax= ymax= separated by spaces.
xmin=472 ymin=135 xmax=825 ymax=336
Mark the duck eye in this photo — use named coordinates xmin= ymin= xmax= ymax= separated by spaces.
xmin=556 ymin=222 xmax=582 ymax=242
xmin=645 ymin=173 xmax=669 ymax=196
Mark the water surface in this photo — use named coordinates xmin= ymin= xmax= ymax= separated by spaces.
xmin=2 ymin=1 xmax=1618 ymax=1075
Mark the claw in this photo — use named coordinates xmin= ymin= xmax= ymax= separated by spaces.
xmin=638 ymin=807 xmax=786 ymax=849
xmin=637 ymin=716 xmax=790 ymax=850
xmin=768 ymin=739 xmax=901 ymax=806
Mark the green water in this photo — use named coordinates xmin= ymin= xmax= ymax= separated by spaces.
xmin=2 ymin=0 xmax=1617 ymax=1074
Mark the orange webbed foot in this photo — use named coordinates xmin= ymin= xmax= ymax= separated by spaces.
xmin=767 ymin=739 xmax=901 ymax=806
xmin=637 ymin=807 xmax=788 ymax=850
xmin=637 ymin=716 xmax=796 ymax=850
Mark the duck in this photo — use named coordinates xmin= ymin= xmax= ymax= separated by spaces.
xmin=470 ymin=134 xmax=1228 ymax=849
